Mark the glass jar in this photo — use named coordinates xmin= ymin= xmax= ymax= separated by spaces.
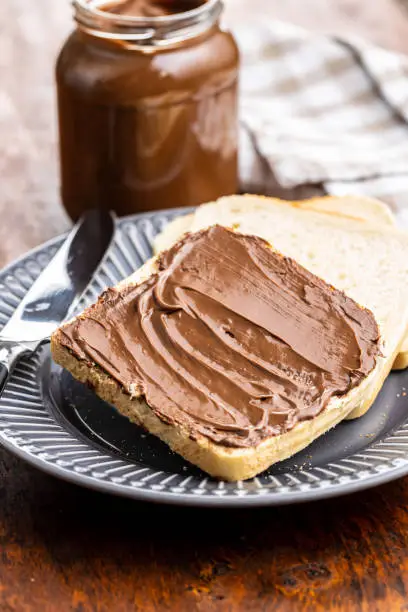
xmin=56 ymin=0 xmax=239 ymax=220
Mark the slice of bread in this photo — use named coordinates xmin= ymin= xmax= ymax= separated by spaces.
xmin=154 ymin=195 xmax=408 ymax=411
xmin=154 ymin=195 xmax=396 ymax=255
xmin=52 ymin=228 xmax=388 ymax=481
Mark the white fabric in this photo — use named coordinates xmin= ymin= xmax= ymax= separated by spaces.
xmin=236 ymin=21 xmax=408 ymax=224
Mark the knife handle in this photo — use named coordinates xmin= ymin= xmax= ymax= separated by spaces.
xmin=0 ymin=343 xmax=30 ymax=395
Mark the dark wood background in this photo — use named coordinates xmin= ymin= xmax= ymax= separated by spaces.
xmin=3 ymin=1 xmax=408 ymax=610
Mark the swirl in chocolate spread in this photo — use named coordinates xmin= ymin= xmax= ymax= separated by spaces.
xmin=59 ymin=226 xmax=381 ymax=448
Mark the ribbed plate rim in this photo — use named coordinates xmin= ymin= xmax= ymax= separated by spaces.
xmin=0 ymin=207 xmax=407 ymax=507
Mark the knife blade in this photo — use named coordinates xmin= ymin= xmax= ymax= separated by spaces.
xmin=0 ymin=209 xmax=115 ymax=394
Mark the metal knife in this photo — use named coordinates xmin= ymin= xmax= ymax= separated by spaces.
xmin=0 ymin=209 xmax=115 ymax=394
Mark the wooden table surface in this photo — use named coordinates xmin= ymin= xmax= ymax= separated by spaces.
xmin=3 ymin=1 xmax=408 ymax=610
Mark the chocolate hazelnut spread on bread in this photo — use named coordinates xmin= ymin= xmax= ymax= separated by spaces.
xmin=59 ymin=226 xmax=381 ymax=448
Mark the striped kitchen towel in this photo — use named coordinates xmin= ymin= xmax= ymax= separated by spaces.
xmin=236 ymin=21 xmax=408 ymax=226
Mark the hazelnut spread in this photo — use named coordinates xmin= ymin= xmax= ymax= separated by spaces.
xmin=60 ymin=227 xmax=380 ymax=448
xmin=56 ymin=0 xmax=238 ymax=220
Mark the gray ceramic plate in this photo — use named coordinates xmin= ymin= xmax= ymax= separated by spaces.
xmin=1 ymin=208 xmax=408 ymax=507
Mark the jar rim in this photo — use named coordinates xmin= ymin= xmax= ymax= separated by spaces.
xmin=73 ymin=0 xmax=221 ymax=26
xmin=73 ymin=0 xmax=223 ymax=45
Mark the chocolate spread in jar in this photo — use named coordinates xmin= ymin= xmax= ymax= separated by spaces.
xmin=56 ymin=0 xmax=239 ymax=220
xmin=60 ymin=226 xmax=381 ymax=448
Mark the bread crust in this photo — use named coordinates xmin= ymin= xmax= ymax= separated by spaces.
xmin=51 ymin=333 xmax=394 ymax=481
